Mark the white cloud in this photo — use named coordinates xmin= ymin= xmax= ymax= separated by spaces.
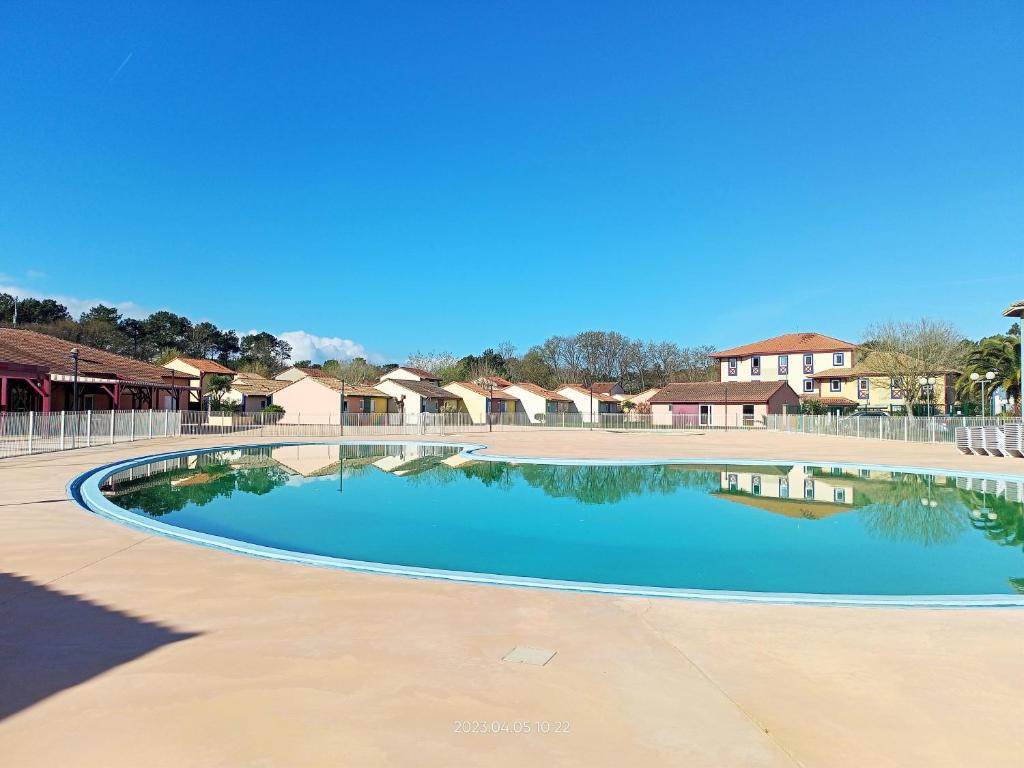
xmin=278 ymin=330 xmax=368 ymax=364
xmin=0 ymin=283 xmax=149 ymax=319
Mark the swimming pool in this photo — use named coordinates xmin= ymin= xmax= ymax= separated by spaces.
xmin=74 ymin=442 xmax=1024 ymax=606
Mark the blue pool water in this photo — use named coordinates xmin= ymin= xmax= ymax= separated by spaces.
xmin=91 ymin=443 xmax=1024 ymax=598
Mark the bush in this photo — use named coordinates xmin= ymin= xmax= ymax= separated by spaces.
xmin=262 ymin=404 xmax=285 ymax=415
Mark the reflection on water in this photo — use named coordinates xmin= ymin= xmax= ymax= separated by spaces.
xmin=100 ymin=444 xmax=1024 ymax=595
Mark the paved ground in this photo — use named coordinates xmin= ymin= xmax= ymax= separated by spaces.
xmin=1 ymin=430 xmax=1023 ymax=767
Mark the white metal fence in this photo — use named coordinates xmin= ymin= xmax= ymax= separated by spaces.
xmin=0 ymin=409 xmax=183 ymax=459
xmin=2 ymin=408 xmax=1021 ymax=460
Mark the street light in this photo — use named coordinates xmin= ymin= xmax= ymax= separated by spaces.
xmin=969 ymin=371 xmax=996 ymax=417
xmin=339 ymin=380 xmax=346 ymax=435
xmin=918 ymin=375 xmax=936 ymax=416
xmin=486 ymin=379 xmax=494 ymax=432
xmin=70 ymin=347 xmax=80 ymax=411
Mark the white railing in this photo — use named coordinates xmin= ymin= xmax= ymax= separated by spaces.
xmin=2 ymin=408 xmax=1018 ymax=460
xmin=0 ymin=409 xmax=183 ymax=459
xmin=764 ymin=414 xmax=1015 ymax=443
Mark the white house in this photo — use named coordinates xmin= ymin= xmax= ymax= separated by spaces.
xmin=555 ymin=384 xmax=622 ymax=420
xmin=163 ymin=356 xmax=237 ymax=405
xmin=380 ymin=366 xmax=442 ymax=384
xmin=376 ymin=378 xmax=462 ymax=416
xmin=502 ymin=382 xmax=572 ymax=424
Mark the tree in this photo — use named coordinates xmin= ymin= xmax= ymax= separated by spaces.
xmin=406 ymin=351 xmax=457 ymax=377
xmin=240 ymin=332 xmax=292 ymax=374
xmin=957 ymin=331 xmax=1021 ymax=414
xmin=78 ymin=304 xmax=125 ymax=351
xmin=0 ymin=294 xmax=71 ymax=325
xmin=144 ymin=311 xmax=193 ymax=353
xmin=322 ymin=356 xmax=381 ymax=384
xmin=863 ymin=319 xmax=969 ymax=414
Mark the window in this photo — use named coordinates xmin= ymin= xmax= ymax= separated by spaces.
xmin=751 ymin=356 xmax=761 ymax=375
xmin=727 ymin=357 xmax=738 ymax=376
xmin=727 ymin=473 xmax=738 ymax=492
xmin=804 ymin=479 xmax=815 ymax=500
xmin=803 ymin=379 xmax=814 ymax=393
xmin=833 ymin=352 xmax=845 ymax=366
xmin=829 ymin=379 xmax=842 ymax=392
xmin=834 ymin=488 xmax=847 ymax=504
xmin=779 ymin=478 xmax=790 ymax=498
xmin=751 ymin=475 xmax=762 ymax=496
xmin=778 ymin=354 xmax=789 ymax=374
xmin=362 ymin=397 xmax=372 ymax=413
xmin=803 ymin=353 xmax=814 ymax=374
xmin=857 ymin=378 xmax=869 ymax=399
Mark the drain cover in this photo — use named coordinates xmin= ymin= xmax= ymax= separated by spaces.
xmin=502 ymin=646 xmax=557 ymax=666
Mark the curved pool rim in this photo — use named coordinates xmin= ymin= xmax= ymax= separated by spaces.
xmin=69 ymin=440 xmax=1024 ymax=609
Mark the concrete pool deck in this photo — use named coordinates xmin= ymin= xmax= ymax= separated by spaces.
xmin=2 ymin=430 xmax=1023 ymax=767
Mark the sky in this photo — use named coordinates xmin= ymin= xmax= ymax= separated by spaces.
xmin=0 ymin=2 xmax=1021 ymax=363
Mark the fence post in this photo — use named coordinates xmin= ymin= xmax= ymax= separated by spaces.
xmin=110 ymin=411 xmax=116 ymax=444
xmin=149 ymin=409 xmax=153 ymax=439
xmin=86 ymin=410 xmax=92 ymax=447
xmin=130 ymin=410 xmax=135 ymax=441
xmin=164 ymin=409 xmax=169 ymax=437
xmin=60 ymin=410 xmax=66 ymax=451
xmin=904 ymin=419 xmax=908 ymax=441
xmin=27 ymin=411 xmax=34 ymax=455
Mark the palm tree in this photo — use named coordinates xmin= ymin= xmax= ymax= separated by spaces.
xmin=957 ymin=333 xmax=1021 ymax=414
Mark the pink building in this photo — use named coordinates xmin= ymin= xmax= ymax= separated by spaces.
xmin=649 ymin=381 xmax=799 ymax=427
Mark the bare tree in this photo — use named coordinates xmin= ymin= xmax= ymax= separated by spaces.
xmin=406 ymin=350 xmax=458 ymax=375
xmin=863 ymin=319 xmax=969 ymax=414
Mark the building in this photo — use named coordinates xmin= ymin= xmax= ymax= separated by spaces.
xmin=502 ymin=382 xmax=572 ymax=423
xmin=0 ymin=328 xmax=195 ymax=412
xmin=376 ymin=377 xmax=461 ymax=417
xmin=380 ymin=366 xmax=443 ymax=385
xmin=274 ymin=365 xmax=335 ymax=383
xmin=273 ymin=376 xmax=391 ymax=424
xmin=712 ymin=332 xmax=858 ymax=397
xmin=623 ymin=387 xmax=660 ymax=409
xmin=163 ymin=356 xmax=237 ymax=406
xmin=715 ymin=465 xmax=856 ymax=519
xmin=442 ymin=381 xmax=520 ymax=423
xmin=475 ymin=374 xmax=513 ymax=388
xmin=649 ymin=381 xmax=799 ymax=427
xmin=805 ymin=351 xmax=958 ymax=415
xmin=555 ymin=384 xmax=623 ymax=419
xmin=590 ymin=381 xmax=625 ymax=397
xmin=219 ymin=371 xmax=289 ymax=412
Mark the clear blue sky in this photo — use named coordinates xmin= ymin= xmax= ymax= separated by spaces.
xmin=1 ymin=2 xmax=1021 ymax=363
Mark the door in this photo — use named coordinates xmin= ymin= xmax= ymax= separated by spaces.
xmin=742 ymin=404 xmax=755 ymax=427
xmin=699 ymin=404 xmax=712 ymax=426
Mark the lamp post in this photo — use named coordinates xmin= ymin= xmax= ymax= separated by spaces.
xmin=486 ymin=380 xmax=494 ymax=432
xmin=339 ymin=380 xmax=346 ymax=435
xmin=70 ymin=348 xmax=80 ymax=411
xmin=918 ymin=376 xmax=936 ymax=416
xmin=969 ymin=371 xmax=996 ymax=417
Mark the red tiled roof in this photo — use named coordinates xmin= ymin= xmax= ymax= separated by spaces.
xmin=505 ymin=382 xmax=572 ymax=402
xmin=591 ymin=381 xmax=620 ymax=394
xmin=301 ymin=378 xmax=389 ymax=398
xmin=650 ymin=381 xmax=791 ymax=404
xmin=292 ymin=366 xmax=333 ymax=378
xmin=0 ymin=328 xmax=189 ymax=387
xmin=384 ymin=378 xmax=460 ymax=400
xmin=394 ymin=366 xmax=439 ymax=380
xmin=558 ymin=384 xmax=619 ymax=403
xmin=476 ymin=375 xmax=513 ymax=388
xmin=170 ymin=356 xmax=235 ymax=375
xmin=712 ymin=333 xmax=858 ymax=359
xmin=445 ymin=382 xmax=519 ymax=399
